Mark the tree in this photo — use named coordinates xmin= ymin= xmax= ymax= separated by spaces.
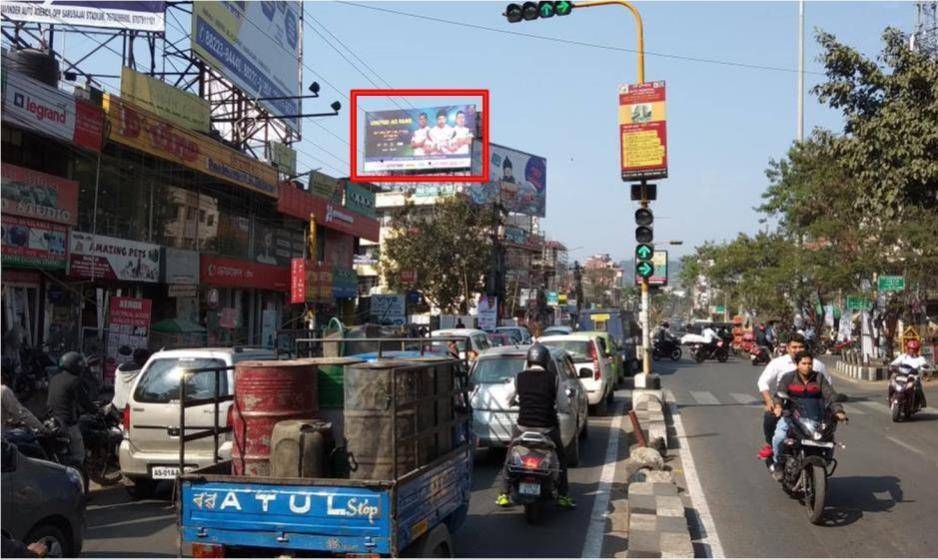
xmin=382 ymin=196 xmax=493 ymax=314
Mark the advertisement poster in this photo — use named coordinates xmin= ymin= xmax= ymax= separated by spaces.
xmin=344 ymin=182 xmax=376 ymax=218
xmin=1 ymin=163 xmax=79 ymax=225
xmin=3 ymin=71 xmax=103 ymax=152
xmin=467 ymin=142 xmax=547 ymax=217
xmin=1 ymin=215 xmax=68 ymax=269
xmin=253 ymin=223 xmax=297 ymax=267
xmin=68 ymin=232 xmax=161 ymax=282
xmin=370 ymin=294 xmax=406 ymax=326
xmin=364 ymin=105 xmax=477 ymax=172
xmin=120 ymin=66 xmax=209 ymax=132
xmin=192 ymin=1 xmax=301 ymax=131
xmin=270 ymin=141 xmax=297 ymax=176
xmin=618 ymin=81 xmax=668 ymax=181
xmin=332 ymin=267 xmax=358 ymax=299
xmin=106 ymin=297 xmax=152 ymax=364
xmin=1 ymin=1 xmax=164 ymax=31
xmin=477 ymin=295 xmax=498 ymax=331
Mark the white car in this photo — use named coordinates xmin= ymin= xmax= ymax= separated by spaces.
xmin=539 ymin=333 xmax=616 ymax=415
xmin=119 ymin=347 xmax=276 ymax=499
xmin=430 ymin=328 xmax=491 ymax=361
xmin=495 ymin=326 xmax=533 ymax=345
xmin=469 ymin=346 xmax=589 ymax=466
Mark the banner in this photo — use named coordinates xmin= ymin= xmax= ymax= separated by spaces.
xmin=477 ymin=295 xmax=498 ymax=331
xmin=1 ymin=163 xmax=79 ymax=225
xmin=1 ymin=215 xmax=68 ymax=269
xmin=467 ymin=142 xmax=547 ymax=217
xmin=1 ymin=1 xmax=164 ymax=31
xmin=105 ymin=95 xmax=278 ymax=198
xmin=68 ymin=232 xmax=161 ymax=282
xmin=270 ymin=141 xmax=297 ymax=176
xmin=619 ymin=81 xmax=668 ymax=181
xmin=370 ymin=294 xmax=406 ymax=326
xmin=2 ymin=71 xmax=103 ymax=152
xmin=332 ymin=267 xmax=358 ymax=299
xmin=344 ymin=182 xmax=376 ymax=218
xmin=364 ymin=105 xmax=477 ymax=172
xmin=192 ymin=1 xmax=302 ymax=131
xmin=106 ymin=297 xmax=153 ymax=365
xmin=201 ymin=255 xmax=289 ymax=291
xmin=120 ymin=67 xmax=210 ymax=132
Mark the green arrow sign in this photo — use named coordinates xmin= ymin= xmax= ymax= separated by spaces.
xmin=539 ymin=1 xmax=554 ymax=17
xmin=636 ymin=243 xmax=653 ymax=260
xmin=555 ymin=0 xmax=573 ymax=15
xmin=637 ymin=261 xmax=654 ymax=278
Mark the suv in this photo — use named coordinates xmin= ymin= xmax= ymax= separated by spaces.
xmin=119 ymin=347 xmax=276 ymax=499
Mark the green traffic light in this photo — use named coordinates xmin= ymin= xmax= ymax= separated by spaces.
xmin=637 ymin=261 xmax=654 ymax=278
xmin=636 ymin=244 xmax=653 ymax=260
xmin=554 ymin=0 xmax=573 ymax=15
xmin=538 ymin=1 xmax=555 ymax=17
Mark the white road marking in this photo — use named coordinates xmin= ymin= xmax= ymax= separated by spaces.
xmin=670 ymin=400 xmax=725 ymax=558
xmin=886 ymin=435 xmax=926 ymax=456
xmin=690 ymin=391 xmax=721 ymax=406
xmin=580 ymin=401 xmax=625 ymax=559
xmin=923 ymin=406 xmax=938 ymax=415
xmin=729 ymin=393 xmax=760 ymax=405
xmin=842 ymin=404 xmax=867 ymax=415
xmin=856 ymin=400 xmax=891 ymax=414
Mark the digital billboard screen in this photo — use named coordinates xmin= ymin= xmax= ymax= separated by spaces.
xmin=363 ymin=105 xmax=477 ymax=172
xmin=466 ymin=142 xmax=547 ymax=217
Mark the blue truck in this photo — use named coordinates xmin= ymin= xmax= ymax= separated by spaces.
xmin=176 ymin=345 xmax=473 ymax=557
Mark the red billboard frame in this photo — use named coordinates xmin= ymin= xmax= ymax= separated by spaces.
xmin=349 ymin=89 xmax=490 ymax=183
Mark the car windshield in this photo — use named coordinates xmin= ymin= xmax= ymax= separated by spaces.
xmin=472 ymin=356 xmax=525 ymax=384
xmin=496 ymin=328 xmax=523 ymax=342
xmin=541 ymin=340 xmax=592 ymax=361
xmin=134 ymin=358 xmax=227 ymax=403
xmin=431 ymin=337 xmax=468 ymax=352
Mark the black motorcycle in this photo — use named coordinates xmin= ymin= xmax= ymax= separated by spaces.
xmin=3 ymin=417 xmax=83 ymax=488
xmin=652 ymin=336 xmax=682 ymax=361
xmin=690 ymin=340 xmax=729 ymax=364
xmin=505 ymin=430 xmax=561 ymax=524
xmin=79 ymin=404 xmax=124 ymax=486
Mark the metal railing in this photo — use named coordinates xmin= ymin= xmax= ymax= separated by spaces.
xmin=177 ymin=365 xmax=234 ymax=475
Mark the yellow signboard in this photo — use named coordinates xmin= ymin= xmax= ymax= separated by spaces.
xmin=592 ymin=313 xmax=611 ymax=321
xmin=120 ymin=67 xmax=210 ymax=133
xmin=618 ymin=81 xmax=668 ymax=181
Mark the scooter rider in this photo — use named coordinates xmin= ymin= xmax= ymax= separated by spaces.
xmin=890 ymin=339 xmax=929 ymax=406
xmin=495 ymin=344 xmax=576 ymax=510
xmin=47 ymin=351 xmax=99 ymax=466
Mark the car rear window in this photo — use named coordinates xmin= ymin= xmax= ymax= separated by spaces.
xmin=542 ymin=340 xmax=592 ymax=361
xmin=134 ymin=358 xmax=227 ymax=403
xmin=471 ymin=356 xmax=525 ymax=384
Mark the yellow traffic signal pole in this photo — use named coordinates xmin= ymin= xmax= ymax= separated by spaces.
xmin=573 ymin=0 xmax=646 ymax=83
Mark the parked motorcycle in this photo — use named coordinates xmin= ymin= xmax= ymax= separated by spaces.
xmin=505 ymin=430 xmax=561 ymax=523
xmin=689 ymin=340 xmax=729 ymax=364
xmin=652 ymin=336 xmax=682 ymax=361
xmin=750 ymin=345 xmax=771 ymax=366
xmin=888 ymin=364 xmax=929 ymax=422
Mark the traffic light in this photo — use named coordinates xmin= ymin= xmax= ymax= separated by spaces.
xmin=635 ymin=243 xmax=654 ymax=279
xmin=505 ymin=0 xmax=573 ymax=22
xmin=635 ymin=208 xmax=653 ymax=243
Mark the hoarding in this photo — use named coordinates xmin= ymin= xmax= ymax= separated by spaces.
xmin=1 ymin=215 xmax=68 ymax=269
xmin=466 ymin=142 xmax=547 ymax=217
xmin=1 ymin=163 xmax=78 ymax=226
xmin=618 ymin=81 xmax=668 ymax=181
xmin=370 ymin=294 xmax=406 ymax=326
xmin=1 ymin=1 xmax=164 ymax=31
xmin=363 ymin=105 xmax=477 ymax=172
xmin=344 ymin=183 xmax=375 ymax=218
xmin=68 ymin=232 xmax=161 ymax=282
xmin=106 ymin=297 xmax=152 ymax=364
xmin=120 ymin=67 xmax=210 ymax=132
xmin=270 ymin=141 xmax=297 ymax=176
xmin=192 ymin=1 xmax=302 ymax=131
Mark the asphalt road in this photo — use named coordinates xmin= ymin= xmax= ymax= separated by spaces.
xmin=658 ymin=354 xmax=938 ymax=557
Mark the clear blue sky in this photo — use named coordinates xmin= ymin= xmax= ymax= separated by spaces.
xmin=45 ymin=1 xmax=915 ymax=260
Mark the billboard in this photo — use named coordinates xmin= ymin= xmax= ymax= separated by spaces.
xmin=1 ymin=163 xmax=79 ymax=226
xmin=1 ymin=215 xmax=68 ymax=269
xmin=619 ymin=81 xmax=668 ymax=181
xmin=363 ymin=105 xmax=477 ymax=172
xmin=68 ymin=232 xmax=161 ymax=282
xmin=1 ymin=1 xmax=164 ymax=31
xmin=120 ymin=67 xmax=210 ymax=133
xmin=466 ymin=143 xmax=547 ymax=217
xmin=192 ymin=1 xmax=302 ymax=131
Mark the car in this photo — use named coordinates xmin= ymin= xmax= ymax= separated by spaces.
xmin=431 ymin=329 xmax=492 ymax=361
xmin=119 ymin=347 xmax=277 ymax=499
xmin=1 ymin=439 xmax=86 ymax=557
xmin=495 ymin=326 xmax=533 ymax=345
xmin=580 ymin=330 xmax=625 ymax=386
xmin=541 ymin=325 xmax=573 ymax=337
xmin=578 ymin=309 xmax=640 ymax=375
xmin=469 ymin=346 xmax=588 ymax=466
xmin=487 ymin=332 xmax=514 ymax=347
xmin=539 ymin=333 xmax=617 ymax=415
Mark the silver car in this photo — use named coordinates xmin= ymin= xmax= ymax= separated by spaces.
xmin=469 ymin=346 xmax=589 ymax=465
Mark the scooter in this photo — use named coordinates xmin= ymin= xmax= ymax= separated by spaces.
xmin=888 ymin=364 xmax=928 ymax=422
xmin=505 ymin=429 xmax=561 ymax=524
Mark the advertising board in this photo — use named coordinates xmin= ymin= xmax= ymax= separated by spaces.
xmin=1 ymin=1 xmax=164 ymax=31
xmin=344 ymin=182 xmax=376 ymax=218
xmin=1 ymin=163 xmax=79 ymax=225
xmin=1 ymin=215 xmax=68 ymax=269
xmin=477 ymin=295 xmax=498 ymax=331
xmin=370 ymin=294 xmax=406 ymax=326
xmin=68 ymin=232 xmax=161 ymax=282
xmin=120 ymin=66 xmax=210 ymax=132
xmin=192 ymin=1 xmax=302 ymax=131
xmin=106 ymin=297 xmax=153 ymax=364
xmin=618 ymin=81 xmax=668 ymax=181
xmin=201 ymin=255 xmax=289 ymax=291
xmin=364 ymin=105 xmax=477 ymax=172
xmin=3 ymin=71 xmax=103 ymax=152
xmin=466 ymin=142 xmax=547 ymax=217
xmin=270 ymin=141 xmax=297 ymax=176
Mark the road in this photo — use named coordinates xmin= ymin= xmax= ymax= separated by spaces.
xmin=659 ymin=355 xmax=938 ymax=557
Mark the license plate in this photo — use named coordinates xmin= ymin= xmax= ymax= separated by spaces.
xmin=801 ymin=440 xmax=834 ymax=448
xmin=150 ymin=465 xmax=193 ymax=479
xmin=519 ymin=482 xmax=541 ymax=496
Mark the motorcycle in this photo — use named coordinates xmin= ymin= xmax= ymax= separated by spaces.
xmin=79 ymin=404 xmax=124 ymax=486
xmin=888 ymin=365 xmax=928 ymax=422
xmin=750 ymin=344 xmax=771 ymax=366
xmin=505 ymin=429 xmax=561 ymax=523
xmin=652 ymin=336 xmax=683 ymax=361
xmin=774 ymin=404 xmax=844 ymax=525
xmin=3 ymin=417 xmax=85 ymax=491
xmin=689 ymin=340 xmax=728 ymax=364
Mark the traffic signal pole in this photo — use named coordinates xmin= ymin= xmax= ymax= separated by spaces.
xmin=572 ymin=0 xmax=645 ymax=82
xmin=640 ymin=188 xmax=652 ymax=376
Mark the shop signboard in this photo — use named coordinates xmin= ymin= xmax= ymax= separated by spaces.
xmin=68 ymin=232 xmax=160 ymax=282
xmin=105 ymin=95 xmax=278 ymax=198
xmin=308 ymin=171 xmax=344 ymax=203
xmin=120 ymin=66 xmax=209 ymax=132
xmin=168 ymin=284 xmax=198 ymax=298
xmin=1 ymin=215 xmax=68 ymax=269
xmin=618 ymin=81 xmax=668 ymax=181
xmin=191 ymin=1 xmax=302 ymax=131
xmin=1 ymin=1 xmax=164 ymax=31
xmin=477 ymin=295 xmax=498 ymax=331
xmin=277 ymin=182 xmax=380 ymax=242
xmin=363 ymin=105 xmax=477 ymax=172
xmin=877 ymin=275 xmax=905 ymax=293
xmin=332 ymin=266 xmax=358 ymax=299
xmin=2 ymin=71 xmax=104 ymax=152
xmin=400 ymin=269 xmax=417 ymax=286
xmin=344 ymin=182 xmax=376 ymax=218
xmin=201 ymin=255 xmax=289 ymax=292
xmin=106 ymin=297 xmax=152 ymax=364
xmin=467 ymin=142 xmax=547 ymax=217
xmin=1 ymin=163 xmax=79 ymax=226
xmin=161 ymin=247 xmax=199 ymax=284
xmin=290 ymin=258 xmax=306 ymax=304
xmin=370 ymin=294 xmax=406 ymax=326
xmin=270 ymin=141 xmax=297 ymax=176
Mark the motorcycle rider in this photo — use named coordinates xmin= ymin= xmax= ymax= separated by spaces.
xmin=1 ymin=369 xmax=44 ymax=432
xmin=495 ymin=344 xmax=576 ymax=510
xmin=770 ymin=351 xmax=846 ymax=480
xmin=756 ymin=334 xmax=832 ymax=460
xmin=112 ymin=347 xmax=151 ymax=410
xmin=656 ymin=322 xmax=672 ymax=343
xmin=47 ymin=352 xmax=99 ymax=466
xmin=890 ymin=339 xmax=928 ymax=407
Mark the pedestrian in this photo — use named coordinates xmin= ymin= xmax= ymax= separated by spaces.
xmin=455 ymin=318 xmax=466 ymax=329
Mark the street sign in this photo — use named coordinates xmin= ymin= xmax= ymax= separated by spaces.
xmin=715 ymin=305 xmax=726 ymax=314
xmin=547 ymin=291 xmax=559 ymax=305
xmin=878 ymin=275 xmax=905 ymax=292
xmin=636 ymin=244 xmax=653 ymax=260
xmin=846 ymin=296 xmax=872 ymax=311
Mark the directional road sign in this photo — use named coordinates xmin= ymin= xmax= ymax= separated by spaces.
xmin=877 ymin=275 xmax=905 ymax=292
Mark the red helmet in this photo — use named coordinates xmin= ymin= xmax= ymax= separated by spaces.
xmin=906 ymin=339 xmax=921 ymax=351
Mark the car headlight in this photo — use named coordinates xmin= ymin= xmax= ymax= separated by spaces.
xmin=66 ymin=466 xmax=84 ymax=493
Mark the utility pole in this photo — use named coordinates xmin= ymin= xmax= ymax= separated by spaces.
xmin=797 ymin=0 xmax=805 ymax=142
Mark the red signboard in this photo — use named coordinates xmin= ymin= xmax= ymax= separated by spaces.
xmin=74 ymin=99 xmax=105 ymax=152
xmin=108 ymin=296 xmax=153 ymax=329
xmin=401 ymin=269 xmax=417 ymax=286
xmin=288 ymin=258 xmax=333 ymax=303
xmin=618 ymin=81 xmax=668 ymax=181
xmin=278 ymin=182 xmax=380 ymax=242
xmin=1 ymin=163 xmax=79 ymax=225
xmin=201 ymin=255 xmax=290 ymax=291
xmin=290 ymin=258 xmax=306 ymax=304
xmin=1 ymin=215 xmax=68 ymax=269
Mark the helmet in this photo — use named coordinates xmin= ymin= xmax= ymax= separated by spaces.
xmin=526 ymin=343 xmax=551 ymax=370
xmin=58 ymin=351 xmax=87 ymax=375
xmin=662 ymin=322 xmax=670 ymax=329
xmin=132 ymin=348 xmax=152 ymax=364
xmin=906 ymin=339 xmax=921 ymax=351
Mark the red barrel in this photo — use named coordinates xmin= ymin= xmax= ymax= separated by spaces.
xmin=232 ymin=359 xmax=318 ymax=476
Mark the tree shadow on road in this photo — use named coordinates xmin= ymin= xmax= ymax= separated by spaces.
xmin=820 ymin=475 xmax=907 ymax=528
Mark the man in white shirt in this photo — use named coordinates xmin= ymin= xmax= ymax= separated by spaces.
xmin=756 ymin=334 xmax=831 ymax=460
xmin=448 ymin=110 xmax=473 ymax=155
xmin=410 ymin=113 xmax=431 ymax=156
xmin=427 ymin=110 xmax=454 ymax=155
xmin=891 ymin=339 xmax=928 ymax=371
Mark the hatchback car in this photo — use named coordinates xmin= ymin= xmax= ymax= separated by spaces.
xmin=539 ymin=333 xmax=617 ymax=415
xmin=119 ymin=347 xmax=276 ymax=499
xmin=431 ymin=329 xmax=491 ymax=361
xmin=495 ymin=326 xmax=533 ymax=345
xmin=541 ymin=325 xmax=573 ymax=337
xmin=469 ymin=346 xmax=588 ymax=465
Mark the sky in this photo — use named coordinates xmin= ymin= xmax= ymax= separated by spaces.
xmin=32 ymin=1 xmax=917 ymax=261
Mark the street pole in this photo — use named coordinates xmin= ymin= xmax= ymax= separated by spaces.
xmin=797 ymin=0 xmax=805 ymax=142
xmin=640 ymin=185 xmax=652 ymax=375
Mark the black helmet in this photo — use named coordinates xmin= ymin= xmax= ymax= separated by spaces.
xmin=526 ymin=343 xmax=551 ymax=370
xmin=132 ymin=348 xmax=151 ymax=364
xmin=58 ymin=351 xmax=87 ymax=375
